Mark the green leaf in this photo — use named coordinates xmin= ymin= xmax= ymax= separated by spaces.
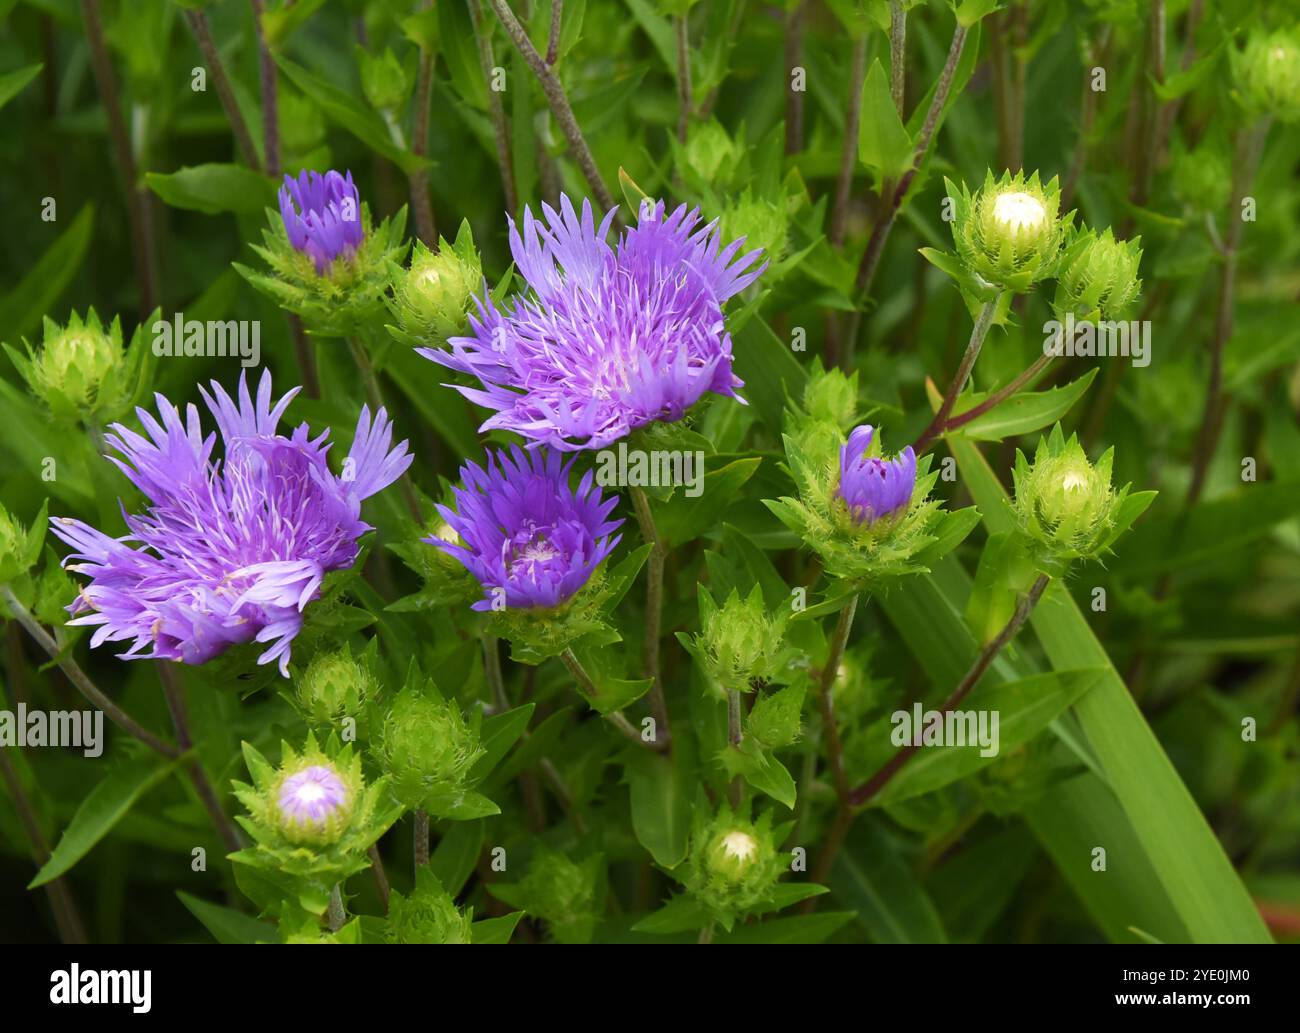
xmin=857 ymin=59 xmax=913 ymax=187
xmin=866 ymin=667 xmax=1106 ymax=806
xmin=177 ymin=891 xmax=276 ymax=944
xmin=146 ymin=164 xmax=276 ymax=215
xmin=469 ymin=703 xmax=535 ymax=781
xmin=429 ymin=819 xmax=485 ymax=895
xmin=472 ymin=912 xmax=523 ymax=944
xmin=30 ymin=751 xmax=181 ymax=888
xmin=948 ymin=436 xmax=1272 ymax=943
xmin=714 ymin=910 xmax=855 ymax=944
xmin=831 ymin=818 xmax=948 ymax=943
xmin=631 ymin=894 xmax=709 ymax=934
xmin=275 ymin=56 xmax=427 ymax=175
xmin=949 ymin=368 xmax=1099 ymax=443
xmin=730 ymin=315 xmax=808 ymax=434
xmin=0 ymin=62 xmax=42 ymax=112
xmin=0 ymin=204 xmax=94 ymax=342
xmin=626 ymin=746 xmax=693 ymax=868
xmin=655 ymin=458 xmax=762 ymax=548
xmin=1110 ymin=479 xmax=1300 ymax=577
xmin=719 ymin=737 xmax=797 ymax=808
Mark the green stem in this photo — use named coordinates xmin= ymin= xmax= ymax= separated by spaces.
xmin=912 ymin=299 xmax=997 ymax=455
xmin=413 ymin=810 xmax=429 ymax=869
xmin=559 ymin=647 xmax=665 ymax=750
xmin=727 ymin=688 xmax=743 ymax=808
xmin=922 ymin=352 xmax=1055 ymax=454
xmin=158 ymin=662 xmax=243 ymax=853
xmin=628 ymin=486 xmax=671 ymax=742
xmin=2 ymin=585 xmax=178 ymax=758
xmin=818 ymin=596 xmax=858 ymax=805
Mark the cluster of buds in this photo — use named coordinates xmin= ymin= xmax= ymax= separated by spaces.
xmin=1233 ymin=27 xmax=1300 ymax=123
xmin=1052 ymin=228 xmax=1144 ymax=324
xmin=1011 ymin=424 xmax=1154 ymax=569
xmin=231 ymin=734 xmax=401 ymax=904
xmin=946 ymin=170 xmax=1072 ymax=295
xmin=722 ymin=190 xmax=789 ymax=269
xmin=387 ymin=220 xmax=483 ymax=346
xmin=4 ymin=309 xmax=152 ymax=427
xmin=236 ymin=169 xmax=408 ymax=337
xmin=682 ymin=805 xmax=782 ymax=930
xmin=375 ymin=676 xmax=487 ymax=816
xmin=383 ymin=868 xmax=473 ymax=944
xmin=293 ymin=639 xmax=380 ymax=728
xmin=684 ymin=585 xmax=795 ymax=699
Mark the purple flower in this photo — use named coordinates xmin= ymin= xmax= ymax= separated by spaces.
xmin=278 ymin=169 xmax=364 ymax=274
xmin=419 ymin=194 xmax=767 ymax=452
xmin=430 ymin=445 xmax=623 ymax=610
xmin=50 ymin=371 xmax=412 ymax=676
xmin=837 ymin=425 xmax=916 ymax=525
xmin=278 ymin=764 xmax=349 ymax=826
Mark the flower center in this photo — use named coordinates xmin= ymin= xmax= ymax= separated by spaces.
xmin=278 ymin=764 xmax=348 ymax=825
xmin=1062 ymin=470 xmax=1088 ymax=492
xmin=992 ymin=191 xmax=1047 ymax=235
xmin=720 ymin=830 xmax=758 ymax=863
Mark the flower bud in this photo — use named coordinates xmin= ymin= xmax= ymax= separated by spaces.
xmin=5 ymin=310 xmax=146 ymax=426
xmin=295 ymin=643 xmax=378 ymax=726
xmin=377 ymin=686 xmax=484 ymax=811
xmin=689 ymin=585 xmax=790 ymax=698
xmin=1234 ymin=28 xmax=1300 ymax=123
xmin=275 ymin=761 xmax=355 ymax=846
xmin=722 ymin=191 xmax=787 ymax=267
xmin=837 ymin=424 xmax=916 ymax=526
xmin=1012 ymin=425 xmax=1148 ymax=564
xmin=391 ymin=227 xmax=483 ymax=343
xmin=1051 ymin=228 xmax=1143 ymax=324
xmin=384 ymin=869 xmax=473 ymax=944
xmin=1170 ymin=137 xmax=1230 ymax=214
xmin=359 ymin=46 xmax=410 ymax=113
xmin=683 ymin=118 xmax=743 ymax=184
xmin=232 ymin=734 xmax=400 ymax=873
xmin=949 ymin=170 xmax=1070 ymax=293
xmin=508 ymin=848 xmax=602 ymax=945
xmin=0 ymin=501 xmax=46 ymax=585
xmin=684 ymin=805 xmax=782 ymax=928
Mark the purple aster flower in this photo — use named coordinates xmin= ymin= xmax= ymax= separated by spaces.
xmin=278 ymin=169 xmax=364 ymax=274
xmin=430 ymin=445 xmax=623 ymax=610
xmin=837 ymin=425 xmax=917 ymax=525
xmin=419 ymin=194 xmax=767 ymax=451
xmin=50 ymin=371 xmax=412 ymax=676
xmin=278 ymin=764 xmax=350 ymax=826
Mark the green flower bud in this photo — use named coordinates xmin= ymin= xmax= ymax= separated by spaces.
xmin=295 ymin=642 xmax=378 ymax=726
xmin=683 ymin=118 xmax=743 ymax=184
xmin=4 ymin=310 xmax=151 ymax=426
xmin=687 ymin=585 xmax=791 ymax=698
xmin=1234 ymin=28 xmax=1300 ymax=123
xmin=384 ymin=868 xmax=473 ymax=944
xmin=390 ymin=223 xmax=483 ymax=344
xmin=722 ymin=190 xmax=788 ymax=266
xmin=948 ymin=170 xmax=1071 ymax=293
xmin=1169 ymin=137 xmax=1231 ymax=214
xmin=1051 ymin=228 xmax=1143 ymax=323
xmin=746 ymin=682 xmax=805 ymax=749
xmin=1012 ymin=424 xmax=1152 ymax=565
xmin=231 ymin=734 xmax=402 ymax=896
xmin=359 ymin=46 xmax=411 ymax=113
xmin=0 ymin=501 xmax=47 ymax=585
xmin=684 ymin=805 xmax=782 ymax=929
xmin=494 ymin=847 xmax=603 ymax=944
xmin=377 ymin=683 xmax=485 ymax=812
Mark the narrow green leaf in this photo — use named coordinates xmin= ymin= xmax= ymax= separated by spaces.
xmin=146 ymin=164 xmax=275 ymax=215
xmin=177 ymin=891 xmax=276 ymax=944
xmin=30 ymin=751 xmax=181 ymax=887
xmin=0 ymin=204 xmax=94 ymax=342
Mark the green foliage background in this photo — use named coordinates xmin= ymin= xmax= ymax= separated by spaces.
xmin=0 ymin=0 xmax=1298 ymax=944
